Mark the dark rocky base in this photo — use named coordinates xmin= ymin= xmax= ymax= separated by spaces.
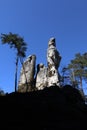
xmin=0 ymin=85 xmax=87 ymax=129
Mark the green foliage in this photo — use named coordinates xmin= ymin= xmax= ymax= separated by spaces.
xmin=61 ymin=67 xmax=78 ymax=88
xmin=1 ymin=32 xmax=27 ymax=57
xmin=66 ymin=53 xmax=87 ymax=91
xmin=61 ymin=52 xmax=87 ymax=96
xmin=0 ymin=32 xmax=27 ymax=92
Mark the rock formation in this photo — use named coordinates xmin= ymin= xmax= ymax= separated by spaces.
xmin=18 ymin=37 xmax=61 ymax=92
xmin=18 ymin=55 xmax=36 ymax=92
xmin=47 ymin=37 xmax=61 ymax=87
xmin=36 ymin=63 xmax=48 ymax=90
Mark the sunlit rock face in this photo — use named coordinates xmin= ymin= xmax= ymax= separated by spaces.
xmin=18 ymin=55 xmax=36 ymax=92
xmin=36 ymin=63 xmax=48 ymax=90
xmin=47 ymin=37 xmax=61 ymax=87
xmin=36 ymin=37 xmax=61 ymax=90
xmin=18 ymin=37 xmax=61 ymax=92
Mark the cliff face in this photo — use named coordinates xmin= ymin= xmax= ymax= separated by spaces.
xmin=0 ymin=85 xmax=87 ymax=129
xmin=18 ymin=37 xmax=61 ymax=92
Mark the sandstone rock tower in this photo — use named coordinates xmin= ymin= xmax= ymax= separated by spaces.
xmin=47 ymin=37 xmax=61 ymax=87
xmin=18 ymin=37 xmax=61 ymax=92
xmin=35 ymin=63 xmax=48 ymax=90
xmin=18 ymin=55 xmax=36 ymax=92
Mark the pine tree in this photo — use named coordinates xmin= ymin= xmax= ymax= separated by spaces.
xmin=0 ymin=32 xmax=27 ymax=92
xmin=66 ymin=53 xmax=87 ymax=94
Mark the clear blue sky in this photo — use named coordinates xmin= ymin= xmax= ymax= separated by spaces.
xmin=0 ymin=0 xmax=87 ymax=94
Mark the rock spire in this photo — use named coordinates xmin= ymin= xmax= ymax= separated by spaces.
xmin=18 ymin=37 xmax=61 ymax=92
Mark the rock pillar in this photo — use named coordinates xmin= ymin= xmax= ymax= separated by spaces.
xmin=47 ymin=37 xmax=61 ymax=87
xmin=18 ymin=55 xmax=36 ymax=92
xmin=36 ymin=63 xmax=48 ymax=90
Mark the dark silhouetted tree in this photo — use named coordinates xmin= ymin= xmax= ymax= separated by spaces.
xmin=0 ymin=88 xmax=4 ymax=96
xmin=61 ymin=67 xmax=78 ymax=88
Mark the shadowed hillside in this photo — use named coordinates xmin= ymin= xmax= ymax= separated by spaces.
xmin=0 ymin=85 xmax=87 ymax=129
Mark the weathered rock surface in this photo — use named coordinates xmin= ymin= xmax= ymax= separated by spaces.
xmin=18 ymin=55 xmax=36 ymax=92
xmin=47 ymin=37 xmax=61 ymax=69
xmin=35 ymin=37 xmax=61 ymax=90
xmin=47 ymin=37 xmax=61 ymax=87
xmin=18 ymin=37 xmax=61 ymax=91
xmin=36 ymin=63 xmax=48 ymax=90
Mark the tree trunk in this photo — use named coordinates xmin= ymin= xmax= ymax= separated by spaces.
xmin=15 ymin=56 xmax=19 ymax=92
xmin=80 ymin=76 xmax=83 ymax=89
xmin=79 ymin=76 xmax=84 ymax=96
